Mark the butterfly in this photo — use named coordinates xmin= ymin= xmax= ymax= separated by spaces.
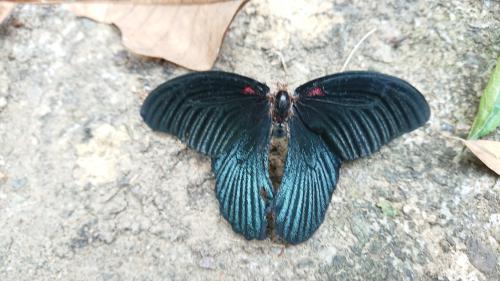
xmin=140 ymin=71 xmax=430 ymax=244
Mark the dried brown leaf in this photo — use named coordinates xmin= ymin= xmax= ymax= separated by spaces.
xmin=0 ymin=1 xmax=14 ymax=24
xmin=7 ymin=0 xmax=231 ymax=3
xmin=463 ymin=139 xmax=500 ymax=175
xmin=68 ymin=1 xmax=246 ymax=70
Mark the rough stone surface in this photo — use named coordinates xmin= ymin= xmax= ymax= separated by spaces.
xmin=0 ymin=1 xmax=499 ymax=280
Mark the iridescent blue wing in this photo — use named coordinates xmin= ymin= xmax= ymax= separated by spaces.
xmin=140 ymin=71 xmax=274 ymax=240
xmin=212 ymin=121 xmax=273 ymax=240
xmin=273 ymin=117 xmax=341 ymax=244
xmin=293 ymin=71 xmax=430 ymax=160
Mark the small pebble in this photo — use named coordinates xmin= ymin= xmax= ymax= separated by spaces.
xmin=199 ymin=256 xmax=216 ymax=270
xmin=11 ymin=177 xmax=27 ymax=189
xmin=0 ymin=171 xmax=7 ymax=183
xmin=0 ymin=97 xmax=7 ymax=109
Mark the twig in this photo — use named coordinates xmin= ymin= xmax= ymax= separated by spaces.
xmin=440 ymin=133 xmax=465 ymax=143
xmin=273 ymin=49 xmax=288 ymax=79
xmin=340 ymin=28 xmax=377 ymax=72
xmin=440 ymin=133 xmax=468 ymax=163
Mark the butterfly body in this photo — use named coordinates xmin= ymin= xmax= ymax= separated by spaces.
xmin=141 ymin=70 xmax=430 ymax=244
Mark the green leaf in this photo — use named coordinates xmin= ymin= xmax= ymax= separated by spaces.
xmin=376 ymin=199 xmax=397 ymax=217
xmin=468 ymin=55 xmax=500 ymax=139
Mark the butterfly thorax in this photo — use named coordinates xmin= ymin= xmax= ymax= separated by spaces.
xmin=273 ymin=90 xmax=291 ymax=124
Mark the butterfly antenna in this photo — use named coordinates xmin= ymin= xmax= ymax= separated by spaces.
xmin=340 ymin=28 xmax=377 ymax=72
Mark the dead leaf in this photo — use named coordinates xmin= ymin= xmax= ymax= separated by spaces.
xmin=68 ymin=1 xmax=246 ymax=70
xmin=463 ymin=139 xmax=500 ymax=175
xmin=7 ymin=1 xmax=229 ymax=3
xmin=0 ymin=1 xmax=14 ymax=24
xmin=2 ymin=1 xmax=244 ymax=69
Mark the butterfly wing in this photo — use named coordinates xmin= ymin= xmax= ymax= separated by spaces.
xmin=273 ymin=117 xmax=341 ymax=244
xmin=293 ymin=71 xmax=430 ymax=161
xmin=212 ymin=120 xmax=273 ymax=240
xmin=141 ymin=71 xmax=271 ymax=157
xmin=141 ymin=71 xmax=274 ymax=240
xmin=274 ymin=71 xmax=430 ymax=243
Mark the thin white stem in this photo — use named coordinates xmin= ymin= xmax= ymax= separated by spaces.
xmin=273 ymin=49 xmax=288 ymax=78
xmin=340 ymin=28 xmax=377 ymax=72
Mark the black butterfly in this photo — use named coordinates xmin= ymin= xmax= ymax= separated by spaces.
xmin=140 ymin=71 xmax=430 ymax=244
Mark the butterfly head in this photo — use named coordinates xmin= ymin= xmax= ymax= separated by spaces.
xmin=273 ymin=89 xmax=292 ymax=124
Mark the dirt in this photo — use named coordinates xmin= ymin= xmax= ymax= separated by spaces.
xmin=0 ymin=1 xmax=499 ymax=280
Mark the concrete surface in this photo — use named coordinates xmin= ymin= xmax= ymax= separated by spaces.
xmin=0 ymin=1 xmax=499 ymax=280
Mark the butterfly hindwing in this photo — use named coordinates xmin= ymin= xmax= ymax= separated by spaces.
xmin=274 ymin=117 xmax=341 ymax=244
xmin=212 ymin=122 xmax=274 ymax=240
xmin=141 ymin=71 xmax=274 ymax=240
xmin=141 ymin=71 xmax=271 ymax=157
xmin=294 ymin=71 xmax=430 ymax=161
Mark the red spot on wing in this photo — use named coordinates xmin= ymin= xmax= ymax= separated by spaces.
xmin=242 ymin=85 xmax=257 ymax=95
xmin=307 ymin=87 xmax=324 ymax=97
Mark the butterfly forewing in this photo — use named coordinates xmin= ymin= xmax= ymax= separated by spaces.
xmin=141 ymin=71 xmax=271 ymax=157
xmin=293 ymin=71 xmax=430 ymax=161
